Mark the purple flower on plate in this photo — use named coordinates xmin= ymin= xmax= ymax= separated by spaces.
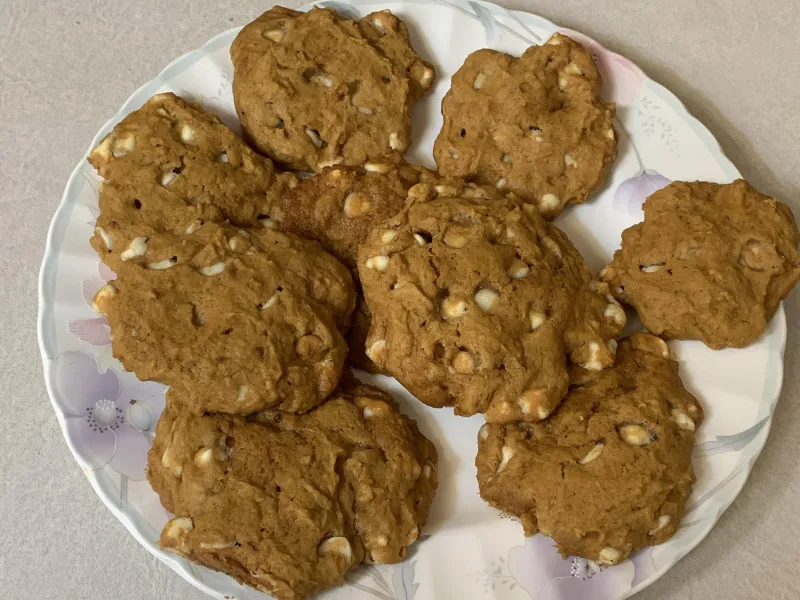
xmin=508 ymin=534 xmax=637 ymax=600
xmin=612 ymin=170 xmax=671 ymax=219
xmin=68 ymin=260 xmax=117 ymax=346
xmin=52 ymin=351 xmax=166 ymax=480
xmin=556 ymin=29 xmax=646 ymax=105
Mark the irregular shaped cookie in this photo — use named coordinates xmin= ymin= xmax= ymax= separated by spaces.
xmin=601 ymin=179 xmax=800 ymax=348
xmin=270 ymin=159 xmax=428 ymax=371
xmin=89 ymin=92 xmax=296 ymax=270
xmin=476 ymin=333 xmax=703 ymax=564
xmin=148 ymin=379 xmax=438 ymax=600
xmin=433 ymin=33 xmax=617 ymax=219
xmin=231 ymin=6 xmax=434 ymax=172
xmin=93 ymin=223 xmax=356 ymax=414
xmin=358 ymin=182 xmax=625 ymax=423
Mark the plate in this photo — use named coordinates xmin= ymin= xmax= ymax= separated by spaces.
xmin=37 ymin=1 xmax=787 ymax=598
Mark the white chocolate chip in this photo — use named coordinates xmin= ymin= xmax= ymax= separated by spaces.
xmin=180 ymin=125 xmax=195 ymax=143
xmin=473 ymin=72 xmax=487 ymax=89
xmin=112 ymin=134 xmax=136 ymax=157
xmin=366 ymin=339 xmax=386 ymax=361
xmin=671 ymin=408 xmax=695 ymax=431
xmin=451 ymin=351 xmax=475 ymax=374
xmin=564 ymin=153 xmax=578 ymax=168
xmin=434 ymin=184 xmax=459 ymax=197
xmin=501 ymin=153 xmax=512 ymax=163
xmin=648 ymin=515 xmax=672 ymax=536
xmin=365 ymin=255 xmax=390 ymax=272
xmin=95 ymin=227 xmax=113 ymax=250
xmin=529 ymin=311 xmax=546 ymax=331
xmin=413 ymin=233 xmax=427 ymax=246
xmin=363 ymin=162 xmax=391 ymax=173
xmin=318 ymin=537 xmax=352 ymax=563
xmin=579 ymin=442 xmax=605 ymax=465
xmin=160 ymin=170 xmax=177 ymax=186
xmin=443 ymin=228 xmax=468 ymax=248
xmin=194 ymin=447 xmax=214 ymax=467
xmin=146 ymin=257 xmax=177 ymax=270
xmin=479 ymin=423 xmax=490 ymax=441
xmin=217 ymin=152 xmax=229 ymax=163
xmin=198 ymin=262 xmax=225 ymax=276
xmin=496 ymin=178 xmax=508 ymax=190
xmin=310 ymin=73 xmax=334 ymax=87
xmin=474 ymin=289 xmax=499 ymax=312
xmin=259 ymin=292 xmax=280 ymax=310
xmin=419 ymin=68 xmax=434 ymax=88
xmin=381 ymin=229 xmax=398 ymax=243
xmin=362 ymin=407 xmax=375 ymax=419
xmin=237 ymin=385 xmax=249 ymax=403
xmin=199 ymin=541 xmax=236 ymax=549
xmin=606 ymin=128 xmax=615 ymax=140
xmin=121 ymin=236 xmax=148 ymax=261
xmin=449 ymin=149 xmax=460 ymax=159
xmin=258 ymin=215 xmax=277 ymax=229
xmin=358 ymin=106 xmax=374 ymax=115
xmin=184 ymin=220 xmax=202 ymax=235
xmin=442 ymin=297 xmax=468 ymax=319
xmin=608 ymin=338 xmax=618 ymax=353
xmin=539 ymin=194 xmax=561 ymax=212
xmin=388 ymin=132 xmax=404 ymax=151
xmin=656 ymin=337 xmax=671 ymax=358
xmin=599 ymin=547 xmax=622 ymax=565
xmin=604 ymin=303 xmax=626 ymax=326
xmin=564 ymin=62 xmax=584 ymax=76
xmin=547 ymin=35 xmax=563 ymax=45
xmin=558 ymin=75 xmax=568 ymax=90
xmin=640 ymin=263 xmax=666 ymax=273
xmin=507 ymin=258 xmax=530 ymax=279
xmin=619 ymin=424 xmax=654 ymax=446
xmin=422 ymin=463 xmax=432 ymax=479
xmin=263 ymin=29 xmax=285 ymax=42
xmin=161 ymin=443 xmax=183 ymax=476
xmin=580 ymin=342 xmax=604 ymax=371
xmin=305 ymin=128 xmax=325 ymax=149
xmin=497 ymin=445 xmax=515 ymax=473
xmin=92 ymin=284 xmax=116 ymax=315
xmin=344 ymin=192 xmax=371 ymax=217
xmin=164 ymin=517 xmax=193 ymax=541
xmin=375 ymin=535 xmax=388 ymax=548
xmin=371 ymin=16 xmax=386 ymax=34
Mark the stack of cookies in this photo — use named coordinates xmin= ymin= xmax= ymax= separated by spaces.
xmin=87 ymin=5 xmax=800 ymax=599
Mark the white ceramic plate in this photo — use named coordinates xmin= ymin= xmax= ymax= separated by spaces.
xmin=38 ymin=1 xmax=787 ymax=598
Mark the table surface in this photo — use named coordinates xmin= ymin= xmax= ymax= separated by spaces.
xmin=2 ymin=0 xmax=800 ymax=598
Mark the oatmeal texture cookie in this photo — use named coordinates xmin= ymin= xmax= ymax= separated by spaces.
xmin=433 ymin=33 xmax=617 ymax=219
xmin=93 ymin=223 xmax=356 ymax=415
xmin=358 ymin=182 xmax=625 ymax=423
xmin=476 ymin=333 xmax=703 ymax=564
xmin=89 ymin=92 xmax=296 ymax=271
xmin=601 ymin=179 xmax=800 ymax=348
xmin=271 ymin=158 xmax=430 ymax=371
xmin=148 ymin=379 xmax=438 ymax=600
xmin=230 ymin=6 xmax=434 ymax=172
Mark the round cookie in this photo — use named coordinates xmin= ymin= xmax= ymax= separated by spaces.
xmin=270 ymin=158 xmax=429 ymax=371
xmin=230 ymin=6 xmax=434 ymax=172
xmin=601 ymin=179 xmax=800 ymax=348
xmin=476 ymin=333 xmax=703 ymax=564
xmin=89 ymin=92 xmax=296 ymax=271
xmin=357 ymin=182 xmax=625 ymax=423
xmin=433 ymin=33 xmax=617 ymax=220
xmin=148 ymin=379 xmax=438 ymax=600
xmin=93 ymin=223 xmax=356 ymax=415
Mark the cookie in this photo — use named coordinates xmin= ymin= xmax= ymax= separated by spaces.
xmin=148 ymin=378 xmax=438 ymax=600
xmin=270 ymin=158 xmax=428 ymax=371
xmin=433 ymin=33 xmax=617 ymax=219
xmin=357 ymin=182 xmax=625 ymax=423
xmin=601 ymin=179 xmax=800 ymax=348
xmin=93 ymin=223 xmax=356 ymax=415
xmin=476 ymin=333 xmax=703 ymax=564
xmin=89 ymin=92 xmax=296 ymax=270
xmin=230 ymin=6 xmax=434 ymax=172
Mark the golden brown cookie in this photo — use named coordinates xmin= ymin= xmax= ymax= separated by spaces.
xmin=433 ymin=33 xmax=617 ymax=219
xmin=148 ymin=379 xmax=438 ymax=600
xmin=357 ymin=182 xmax=625 ymax=423
xmin=93 ymin=223 xmax=356 ymax=415
xmin=476 ymin=333 xmax=703 ymax=564
xmin=601 ymin=179 xmax=800 ymax=348
xmin=270 ymin=158 xmax=430 ymax=371
xmin=230 ymin=6 xmax=434 ymax=172
xmin=89 ymin=92 xmax=296 ymax=271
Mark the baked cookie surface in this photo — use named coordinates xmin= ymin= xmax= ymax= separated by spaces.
xmin=601 ymin=179 xmax=800 ymax=348
xmin=231 ymin=6 xmax=434 ymax=172
xmin=148 ymin=379 xmax=438 ymax=600
xmin=358 ymin=182 xmax=625 ymax=423
xmin=476 ymin=333 xmax=703 ymax=564
xmin=433 ymin=33 xmax=616 ymax=219
xmin=89 ymin=92 xmax=296 ymax=270
xmin=93 ymin=223 xmax=356 ymax=415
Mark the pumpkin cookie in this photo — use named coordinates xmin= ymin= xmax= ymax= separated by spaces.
xmin=601 ymin=179 xmax=800 ymax=348
xmin=93 ymin=223 xmax=356 ymax=415
xmin=89 ymin=92 xmax=296 ymax=271
xmin=433 ymin=33 xmax=616 ymax=219
xmin=476 ymin=333 xmax=703 ymax=564
xmin=357 ymin=182 xmax=625 ymax=423
xmin=230 ymin=6 xmax=434 ymax=172
xmin=149 ymin=378 xmax=438 ymax=600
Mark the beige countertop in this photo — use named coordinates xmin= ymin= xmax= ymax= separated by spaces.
xmin=2 ymin=0 xmax=799 ymax=598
